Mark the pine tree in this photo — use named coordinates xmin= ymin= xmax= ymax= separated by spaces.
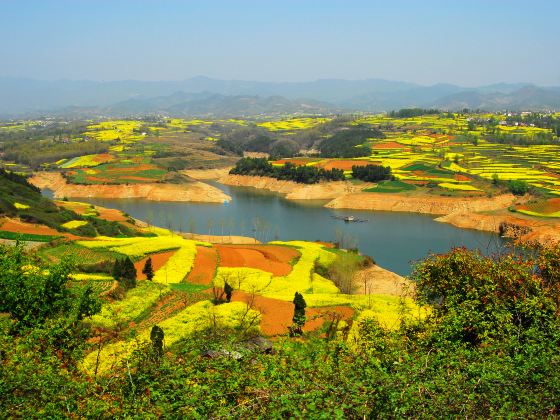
xmin=122 ymin=257 xmax=137 ymax=289
xmin=224 ymin=281 xmax=233 ymax=303
xmin=142 ymin=257 xmax=154 ymax=281
xmin=113 ymin=257 xmax=137 ymax=289
xmin=112 ymin=258 xmax=122 ymax=280
xmin=291 ymin=292 xmax=307 ymax=336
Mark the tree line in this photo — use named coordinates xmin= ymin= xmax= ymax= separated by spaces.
xmin=230 ymin=157 xmax=345 ymax=184
xmin=351 ymin=164 xmax=392 ymax=182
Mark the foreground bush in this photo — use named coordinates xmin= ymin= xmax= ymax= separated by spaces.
xmin=1 ymin=245 xmax=559 ymax=417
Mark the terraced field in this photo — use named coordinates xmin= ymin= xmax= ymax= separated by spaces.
xmin=43 ymin=220 xmax=423 ymax=375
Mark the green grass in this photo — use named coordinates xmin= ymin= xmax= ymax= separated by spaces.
xmin=0 ymin=231 xmax=60 ymax=242
xmin=364 ymin=180 xmax=416 ymax=193
xmin=170 ymin=282 xmax=209 ymax=293
xmin=38 ymin=243 xmax=122 ymax=264
xmin=401 ymin=163 xmax=451 ymax=175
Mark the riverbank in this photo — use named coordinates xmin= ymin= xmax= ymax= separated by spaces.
xmin=436 ymin=211 xmax=560 ymax=244
xmin=217 ymin=174 xmax=560 ymax=246
xmin=325 ymin=191 xmax=515 ymax=215
xmin=219 ymin=174 xmax=369 ymax=200
xmin=30 ymin=172 xmax=232 ymax=203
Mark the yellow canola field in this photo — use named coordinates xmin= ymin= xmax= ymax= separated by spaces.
xmin=83 ymin=301 xmax=260 ymax=374
xmin=62 ymin=220 xmax=89 ymax=229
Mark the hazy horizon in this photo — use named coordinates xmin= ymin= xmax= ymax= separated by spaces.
xmin=2 ymin=0 xmax=559 ymax=87
xmin=0 ymin=74 xmax=557 ymax=89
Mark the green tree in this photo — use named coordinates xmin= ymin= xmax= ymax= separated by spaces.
xmin=290 ymin=292 xmax=307 ymax=336
xmin=508 ymin=179 xmax=529 ymax=196
xmin=150 ymin=325 xmax=164 ymax=357
xmin=142 ymin=257 xmax=154 ymax=281
xmin=224 ymin=281 xmax=233 ymax=303
xmin=112 ymin=257 xmax=137 ymax=289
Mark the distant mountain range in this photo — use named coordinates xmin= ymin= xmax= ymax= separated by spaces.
xmin=1 ymin=76 xmax=559 ymax=117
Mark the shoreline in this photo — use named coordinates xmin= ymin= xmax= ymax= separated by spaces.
xmin=218 ymin=173 xmax=559 ymax=246
xmin=30 ymin=172 xmax=232 ymax=204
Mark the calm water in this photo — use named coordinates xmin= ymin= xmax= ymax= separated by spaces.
xmin=49 ymin=184 xmax=506 ymax=275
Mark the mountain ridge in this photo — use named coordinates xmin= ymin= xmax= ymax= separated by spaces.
xmin=1 ymin=76 xmax=559 ymax=117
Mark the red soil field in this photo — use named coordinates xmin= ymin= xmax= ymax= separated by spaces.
xmin=272 ymin=159 xmax=311 ymax=166
xmin=454 ymin=174 xmax=471 ymax=182
xmin=517 ymin=198 xmax=560 ymax=214
xmin=231 ymin=291 xmax=354 ymax=336
xmin=106 ymin=164 xmax=157 ymax=173
xmin=135 ymin=250 xmax=176 ymax=280
xmin=95 ymin=207 xmax=129 ymax=222
xmin=412 ymin=170 xmax=437 ymax=179
xmin=92 ymin=153 xmax=114 ymax=163
xmin=372 ymin=142 xmax=409 ymax=150
xmin=216 ymin=245 xmax=300 ymax=276
xmin=120 ymin=176 xmax=157 ymax=182
xmin=317 ymin=160 xmax=374 ymax=171
xmin=0 ymin=218 xmax=81 ymax=240
xmin=187 ymin=246 xmax=218 ymax=285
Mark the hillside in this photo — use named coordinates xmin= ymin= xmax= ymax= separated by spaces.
xmin=0 ymin=169 xmax=139 ymax=239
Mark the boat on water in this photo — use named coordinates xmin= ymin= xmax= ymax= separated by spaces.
xmin=332 ymin=215 xmax=367 ymax=223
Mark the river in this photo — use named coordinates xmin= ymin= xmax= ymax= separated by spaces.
xmin=48 ymin=183 xmax=507 ymax=276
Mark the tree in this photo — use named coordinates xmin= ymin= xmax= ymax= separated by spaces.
xmin=328 ymin=252 xmax=359 ymax=294
xmin=112 ymin=257 xmax=137 ymax=289
xmin=224 ymin=281 xmax=233 ymax=303
xmin=150 ymin=325 xmax=164 ymax=357
xmin=508 ymin=180 xmax=529 ymax=196
xmin=142 ymin=257 xmax=154 ymax=281
xmin=290 ymin=292 xmax=307 ymax=336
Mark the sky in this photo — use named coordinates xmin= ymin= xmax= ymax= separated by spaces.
xmin=1 ymin=0 xmax=559 ymax=86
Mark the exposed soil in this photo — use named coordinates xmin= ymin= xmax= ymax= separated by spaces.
xmin=0 ymin=218 xmax=81 ymax=240
xmin=517 ymin=198 xmax=560 ymax=214
xmin=372 ymin=142 xmax=409 ymax=150
xmin=231 ymin=290 xmax=353 ymax=336
xmin=187 ymin=246 xmax=218 ymax=285
xmin=436 ymin=211 xmax=560 ymax=245
xmin=354 ymin=265 xmax=414 ymax=297
xmin=317 ymin=160 xmax=376 ymax=171
xmin=325 ymin=192 xmax=515 ymax=215
xmin=219 ymin=174 xmax=369 ymax=200
xmin=30 ymin=172 xmax=231 ymax=203
xmin=180 ymin=232 xmax=260 ymax=244
xmin=135 ymin=250 xmax=177 ymax=280
xmin=272 ymin=159 xmax=310 ymax=166
xmin=216 ymin=244 xmax=300 ymax=276
xmin=182 ymin=167 xmax=232 ymax=180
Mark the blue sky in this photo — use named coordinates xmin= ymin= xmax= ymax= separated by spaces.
xmin=1 ymin=0 xmax=559 ymax=86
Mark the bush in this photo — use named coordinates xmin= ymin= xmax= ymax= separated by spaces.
xmin=508 ymin=179 xmax=529 ymax=195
